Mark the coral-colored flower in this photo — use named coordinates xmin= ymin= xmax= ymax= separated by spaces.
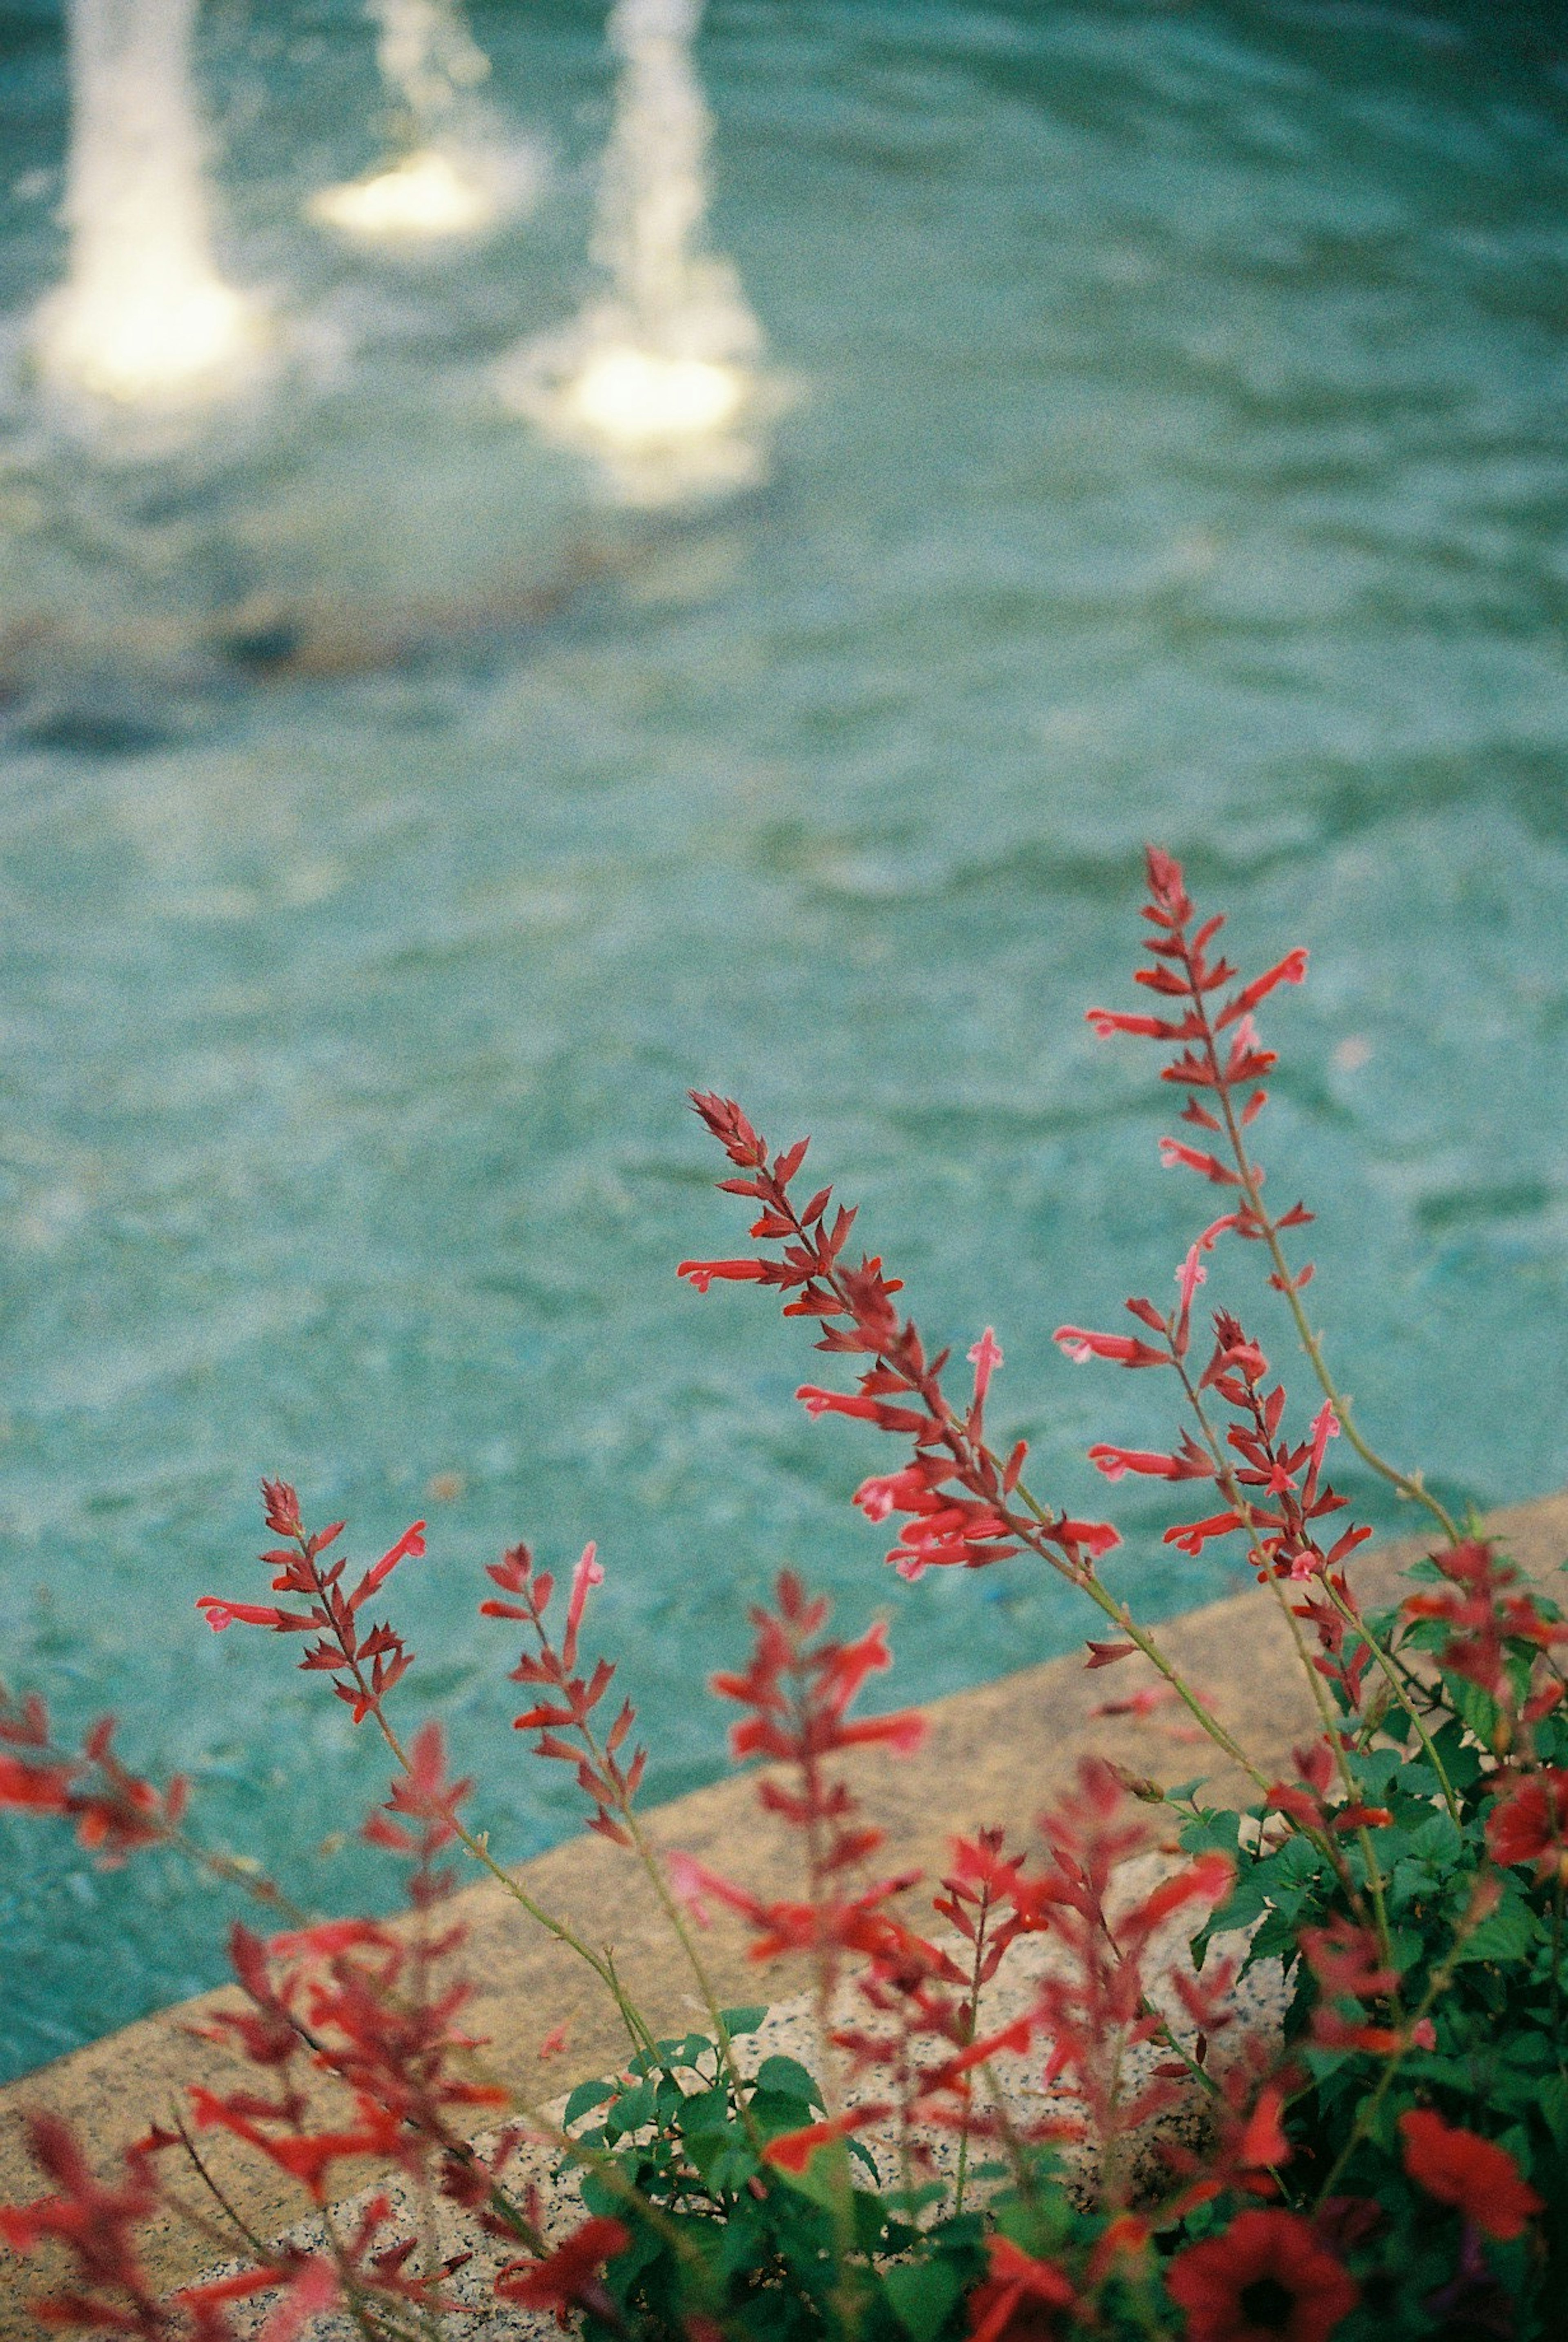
xmin=966 ymin=2235 xmax=1078 ymax=2342
xmin=198 ymin=1491 xmax=423 ymax=1727
xmin=561 ymin=1542 xmax=604 ymax=1672
xmin=493 ymin=2215 xmax=629 ymax=2327
xmin=481 ymin=1540 xmax=646 ymax=1847
xmin=1398 ymin=2110 xmax=1543 ymax=2241
xmin=762 ymin=2108 xmax=886 ymax=2173
xmin=1399 ymin=1540 xmax=1567 ymax=1700
xmin=1166 ymin=2209 xmax=1357 ymax=2342
xmin=0 ymin=1701 xmax=188 ymax=1867
xmin=1486 ymin=1769 xmax=1568 ymax=1879
xmin=682 ymin=1092 xmax=1114 ymax=1580
xmin=967 ymin=1325 xmax=1004 ymax=1405
xmin=0 ymin=2113 xmax=162 ymax=2313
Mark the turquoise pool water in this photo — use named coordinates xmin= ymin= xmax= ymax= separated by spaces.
xmin=2 ymin=0 xmax=1567 ymax=2080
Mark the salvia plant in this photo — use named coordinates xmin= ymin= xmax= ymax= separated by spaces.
xmin=2 ymin=848 xmax=1565 ymax=2342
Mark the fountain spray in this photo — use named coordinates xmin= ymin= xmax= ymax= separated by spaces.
xmin=501 ymin=0 xmax=767 ymax=502
xmin=308 ymin=0 xmax=529 ymax=244
xmin=35 ymin=0 xmax=262 ymax=408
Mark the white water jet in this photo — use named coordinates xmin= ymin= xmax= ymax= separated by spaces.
xmin=309 ymin=0 xmax=529 ymax=245
xmin=35 ymin=0 xmax=262 ymax=408
xmin=501 ymin=0 xmax=766 ymax=504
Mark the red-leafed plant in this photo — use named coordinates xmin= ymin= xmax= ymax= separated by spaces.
xmin=2 ymin=849 xmax=1564 ymax=2342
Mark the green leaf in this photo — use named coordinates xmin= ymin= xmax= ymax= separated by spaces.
xmin=564 ymin=2080 xmax=617 ymax=2126
xmin=1209 ymin=1870 xmax=1272 ymax=1938
xmin=1539 ymin=2075 xmax=1568 ymax=2144
xmin=674 ymin=2084 xmax=734 ymax=2135
xmin=753 ymin=2054 xmax=826 ymax=2111
xmin=749 ymin=2087 xmax=822 ymax=2139
xmin=1455 ymin=1889 xmax=1538 ymax=1968
xmin=720 ymin=2005 xmax=769 ymax=2036
xmin=882 ymin=2257 xmax=964 ymax=2342
xmin=1442 ymin=1670 xmax=1501 ymax=1748
xmin=607 ymin=2080 xmax=657 ymax=2133
xmin=883 ymin=2183 xmax=949 ymax=2217
xmin=683 ymin=2126 xmax=757 ymax=2194
xmin=768 ymin=2140 xmax=846 ymax=2213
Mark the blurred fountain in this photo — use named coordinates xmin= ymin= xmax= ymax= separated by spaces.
xmin=35 ymin=0 xmax=263 ymax=409
xmin=501 ymin=0 xmax=766 ymax=504
xmin=309 ymin=0 xmax=532 ymax=245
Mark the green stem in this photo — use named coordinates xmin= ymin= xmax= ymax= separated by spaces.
xmin=1011 ymin=1482 xmax=1274 ymax=1796
xmin=167 ymin=2110 xmax=275 ymax=2263
xmin=1316 ymin=1576 xmax=1460 ymax=1823
xmin=305 ymin=1528 xmax=659 ymax=2066
xmin=1176 ymin=1366 xmax=1395 ymax=1966
xmin=1196 ymin=976 xmax=1458 ymax=1546
xmin=1310 ymin=1881 xmax=1491 ymax=2209
xmin=620 ymin=1800 xmax=768 ymax=2156
xmin=951 ymin=1894 xmax=996 ymax=2219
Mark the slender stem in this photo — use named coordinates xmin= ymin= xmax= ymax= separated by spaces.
xmin=163 ymin=1827 xmax=310 ymax=1924
xmin=512 ymin=1592 xmax=768 ymax=2152
xmin=620 ymin=1801 xmax=766 ymax=2155
xmin=1138 ymin=2000 xmax=1222 ymax=2101
xmin=1172 ymin=1364 xmax=1393 ymax=1956
xmin=972 ymin=2057 xmax=1041 ymax=2205
xmin=300 ymin=1531 xmax=659 ymax=2064
xmin=728 ymin=1116 xmax=1279 ymax=1803
xmin=18 ymin=1718 xmax=312 ymax=1927
xmin=1310 ymin=1881 xmax=1490 ymax=2209
xmin=167 ymin=2110 xmax=275 ymax=2262
xmin=1316 ymin=1577 xmax=1460 ymax=1822
xmin=951 ymin=1891 xmax=996 ymax=2218
xmin=319 ymin=2198 xmax=424 ymax=2342
xmin=1261 ymin=1570 xmax=1398 ymax=1983
xmin=1009 ymin=1483 xmax=1274 ymax=1795
xmin=1184 ymin=940 xmax=1459 ymax=1545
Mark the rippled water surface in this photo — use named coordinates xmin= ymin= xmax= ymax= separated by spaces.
xmin=2 ymin=0 xmax=1567 ymax=2078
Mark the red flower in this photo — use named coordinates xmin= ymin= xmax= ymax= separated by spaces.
xmin=1166 ymin=2209 xmax=1357 ymax=2342
xmin=761 ymin=2108 xmax=887 ymax=2174
xmin=966 ymin=2236 xmax=1077 ymax=2342
xmin=1486 ymin=1769 xmax=1568 ymax=1880
xmin=682 ymin=1092 xmax=1115 ymax=1581
xmin=0 ymin=2113 xmax=162 ymax=2321
xmin=198 ymin=1490 xmax=425 ymax=1727
xmin=1399 ymin=2109 xmax=1543 ymax=2242
xmin=494 ymin=2215 xmax=629 ymax=2327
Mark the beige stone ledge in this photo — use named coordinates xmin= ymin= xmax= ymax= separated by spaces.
xmin=3 ymin=1490 xmax=1564 ymax=2328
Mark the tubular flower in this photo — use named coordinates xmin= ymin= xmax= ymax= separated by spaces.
xmin=1164 ymin=1313 xmax=1370 ymax=1591
xmin=197 ymin=1486 xmax=425 ymax=1727
xmin=0 ymin=2114 xmax=165 ymax=2331
xmin=1399 ymin=1538 xmax=1568 ymax=1702
xmin=1086 ymin=847 xmax=1310 ymax=1230
xmin=493 ymin=2217 xmax=630 ymax=2327
xmin=681 ymin=1092 xmax=1114 ymax=1579
xmin=761 ymin=2108 xmax=888 ymax=2174
xmin=965 ymin=2236 xmax=1078 ymax=2342
xmin=1165 ymin=2208 xmax=1358 ymax=2342
xmin=0 ymin=1694 xmax=188 ymax=1866
xmin=1002 ymin=1761 xmax=1234 ymax=2184
xmin=480 ymin=1540 xmax=646 ymax=1846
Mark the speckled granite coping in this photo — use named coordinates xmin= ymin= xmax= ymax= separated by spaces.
xmin=4 ymin=1491 xmax=1565 ymax=2329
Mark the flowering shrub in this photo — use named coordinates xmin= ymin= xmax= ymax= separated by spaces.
xmin=2 ymin=848 xmax=1565 ymax=2340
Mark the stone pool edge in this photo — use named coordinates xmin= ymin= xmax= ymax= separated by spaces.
xmin=4 ymin=1488 xmax=1565 ymax=2324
